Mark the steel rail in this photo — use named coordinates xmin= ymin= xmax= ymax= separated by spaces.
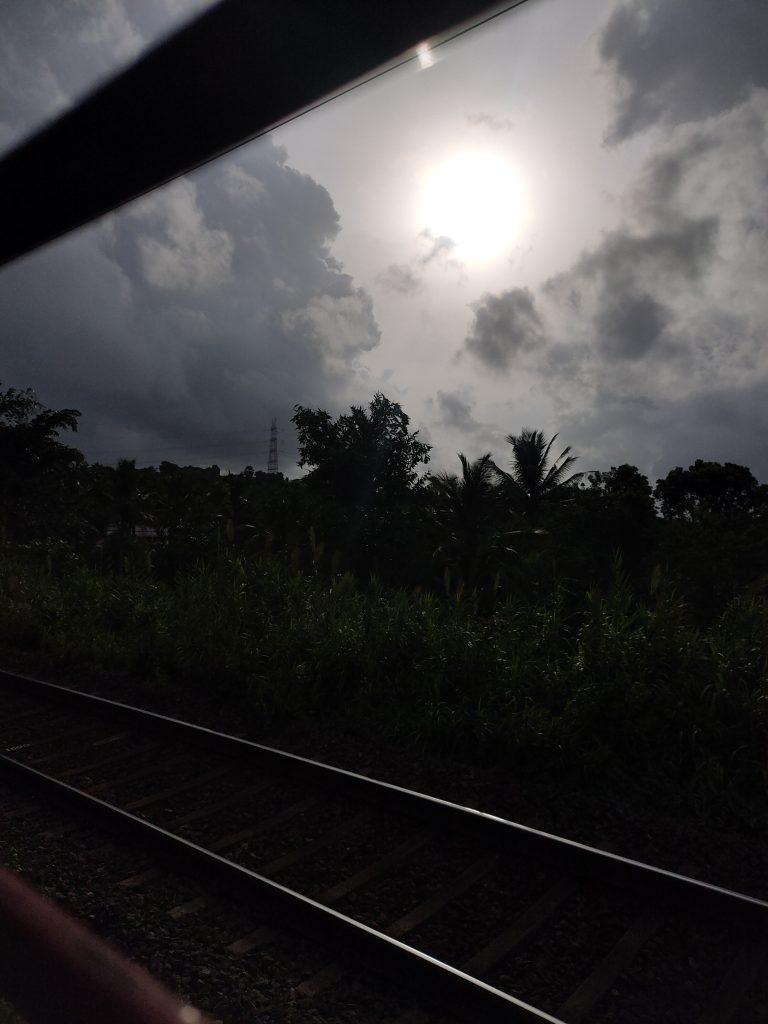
xmin=1 ymin=668 xmax=766 ymax=934
xmin=0 ymin=751 xmax=563 ymax=1024
xmin=0 ymin=0 xmax=530 ymax=269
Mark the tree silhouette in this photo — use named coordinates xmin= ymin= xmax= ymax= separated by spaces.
xmin=0 ymin=382 xmax=82 ymax=541
xmin=495 ymin=428 xmax=581 ymax=521
xmin=292 ymin=393 xmax=431 ymax=506
xmin=655 ymin=460 xmax=761 ymax=520
xmin=430 ymin=452 xmax=500 ymax=588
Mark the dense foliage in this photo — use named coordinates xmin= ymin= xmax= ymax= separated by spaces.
xmin=0 ymin=383 xmax=82 ymax=543
xmin=1 ymin=383 xmax=767 ymax=823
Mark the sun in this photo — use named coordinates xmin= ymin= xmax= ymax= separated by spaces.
xmin=420 ymin=151 xmax=522 ymax=264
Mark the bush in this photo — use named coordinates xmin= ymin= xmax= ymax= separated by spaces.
xmin=0 ymin=544 xmax=765 ymax=823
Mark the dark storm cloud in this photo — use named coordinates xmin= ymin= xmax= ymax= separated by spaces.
xmin=435 ymin=390 xmax=482 ymax=434
xmin=559 ymin=379 xmax=768 ymax=483
xmin=0 ymin=137 xmax=380 ymax=471
xmin=570 ymin=217 xmax=718 ymax=286
xmin=377 ymin=264 xmax=422 ymax=294
xmin=546 ymin=215 xmax=717 ymax=361
xmin=674 ymin=382 xmax=768 ymax=482
xmin=634 ymin=137 xmax=717 ymax=219
xmin=463 ymin=287 xmax=542 ymax=370
xmin=0 ymin=2 xmax=382 ymax=472
xmin=544 ymin=130 xmax=720 ymax=362
xmin=600 ymin=0 xmax=768 ymax=143
xmin=595 ymin=292 xmax=669 ymax=361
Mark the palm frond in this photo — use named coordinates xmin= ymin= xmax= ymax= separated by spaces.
xmin=502 ymin=428 xmax=582 ymax=514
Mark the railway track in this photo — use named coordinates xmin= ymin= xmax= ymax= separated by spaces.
xmin=0 ymin=668 xmax=765 ymax=1023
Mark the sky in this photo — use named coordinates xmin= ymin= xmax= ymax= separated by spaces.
xmin=0 ymin=0 xmax=767 ymax=483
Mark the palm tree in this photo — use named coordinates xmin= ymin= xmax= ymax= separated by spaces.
xmin=430 ymin=453 xmax=500 ymax=587
xmin=495 ymin=428 xmax=582 ymax=520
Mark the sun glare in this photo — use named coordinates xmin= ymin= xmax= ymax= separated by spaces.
xmin=420 ymin=151 xmax=523 ymax=263
xmin=416 ymin=42 xmax=435 ymax=70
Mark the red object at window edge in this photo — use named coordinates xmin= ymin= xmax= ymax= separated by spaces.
xmin=0 ymin=865 xmax=201 ymax=1024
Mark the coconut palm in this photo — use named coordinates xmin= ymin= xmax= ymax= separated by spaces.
xmin=430 ymin=452 xmax=501 ymax=587
xmin=495 ymin=428 xmax=582 ymax=520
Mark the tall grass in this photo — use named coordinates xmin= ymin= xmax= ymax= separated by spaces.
xmin=1 ymin=543 xmax=765 ymax=822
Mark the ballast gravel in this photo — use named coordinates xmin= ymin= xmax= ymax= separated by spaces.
xmin=1 ymin=651 xmax=765 ymax=1023
xmin=0 ymin=781 xmax=448 ymax=1024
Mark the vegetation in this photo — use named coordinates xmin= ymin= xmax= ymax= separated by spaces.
xmin=0 ymin=998 xmax=25 ymax=1024
xmin=1 ymin=382 xmax=767 ymax=825
xmin=495 ymin=428 xmax=582 ymax=522
xmin=0 ymin=383 xmax=82 ymax=544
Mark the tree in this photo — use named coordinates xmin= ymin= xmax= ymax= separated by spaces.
xmin=587 ymin=464 xmax=656 ymax=524
xmin=654 ymin=460 xmax=767 ymax=620
xmin=495 ymin=428 xmax=581 ymax=521
xmin=429 ymin=453 xmax=502 ymax=588
xmin=291 ymin=394 xmax=432 ymax=581
xmin=655 ymin=460 xmax=761 ymax=520
xmin=292 ymin=392 xmax=431 ymax=505
xmin=569 ymin=464 xmax=658 ymax=583
xmin=0 ymin=382 xmax=82 ymax=541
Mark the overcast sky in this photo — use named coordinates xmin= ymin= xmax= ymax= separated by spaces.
xmin=1 ymin=0 xmax=766 ymax=482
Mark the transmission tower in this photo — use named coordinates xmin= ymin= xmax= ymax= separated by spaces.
xmin=267 ymin=418 xmax=278 ymax=474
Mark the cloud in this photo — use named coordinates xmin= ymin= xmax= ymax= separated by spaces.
xmin=566 ymin=218 xmax=718 ymax=287
xmin=460 ymin=81 xmax=768 ymax=480
xmin=560 ymin=379 xmax=768 ymax=482
xmin=76 ymin=0 xmax=144 ymax=61
xmin=545 ymin=215 xmax=717 ymax=361
xmin=0 ymin=0 xmax=215 ymax=151
xmin=0 ymin=42 xmax=69 ymax=149
xmin=0 ymin=136 xmax=380 ymax=472
xmin=376 ymin=233 xmax=464 ymax=298
xmin=435 ymin=390 xmax=482 ymax=434
xmin=543 ymin=91 xmax=768 ymax=478
xmin=419 ymin=230 xmax=457 ymax=267
xmin=594 ymin=292 xmax=670 ymax=361
xmin=466 ymin=112 xmax=514 ymax=133
xmin=0 ymin=0 xmax=382 ymax=472
xmin=427 ymin=389 xmax=502 ymax=469
xmin=129 ymin=179 xmax=234 ymax=291
xmin=600 ymin=0 xmax=768 ymax=142
xmin=222 ymin=164 xmax=268 ymax=206
xmin=378 ymin=230 xmax=464 ymax=294
xmin=543 ymin=121 xmax=721 ymax=363
xmin=463 ymin=287 xmax=542 ymax=370
xmin=377 ymin=263 xmax=422 ymax=294
xmin=283 ymin=290 xmax=380 ymax=368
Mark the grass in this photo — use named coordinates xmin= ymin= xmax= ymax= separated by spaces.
xmin=0 ymin=1000 xmax=25 ymax=1024
xmin=1 ymin=543 xmax=766 ymax=825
